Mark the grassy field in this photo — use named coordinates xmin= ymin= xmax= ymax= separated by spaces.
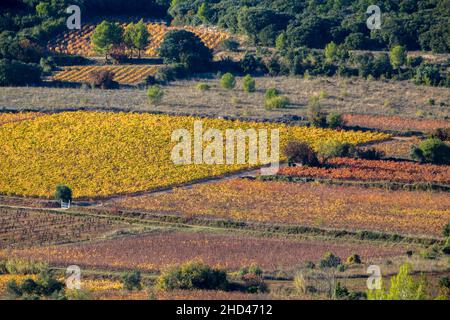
xmin=1 ymin=76 xmax=449 ymax=126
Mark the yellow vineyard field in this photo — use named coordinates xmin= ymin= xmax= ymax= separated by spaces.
xmin=0 ymin=111 xmax=388 ymax=198
xmin=52 ymin=65 xmax=160 ymax=84
xmin=48 ymin=23 xmax=230 ymax=57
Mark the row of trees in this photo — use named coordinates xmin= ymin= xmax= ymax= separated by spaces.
xmin=168 ymin=0 xmax=450 ymax=53
xmin=91 ymin=19 xmax=149 ymax=60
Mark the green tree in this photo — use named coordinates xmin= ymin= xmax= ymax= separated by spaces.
xmin=158 ymin=30 xmax=212 ymax=72
xmin=275 ymin=32 xmax=287 ymax=52
xmin=242 ymin=74 xmax=255 ymax=92
xmin=123 ymin=22 xmax=136 ymax=56
xmin=324 ymin=41 xmax=338 ymax=62
xmin=55 ymin=185 xmax=72 ymax=202
xmin=91 ymin=21 xmax=123 ymax=60
xmin=389 ymin=45 xmax=407 ymax=71
xmin=368 ymin=264 xmax=428 ymax=300
xmin=132 ymin=19 xmax=150 ymax=59
xmin=220 ymin=73 xmax=236 ymax=90
xmin=147 ymin=85 xmax=164 ymax=105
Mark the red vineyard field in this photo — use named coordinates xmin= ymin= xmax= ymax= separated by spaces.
xmin=278 ymin=158 xmax=450 ymax=185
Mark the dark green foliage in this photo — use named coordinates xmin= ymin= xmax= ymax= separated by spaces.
xmin=121 ymin=270 xmax=142 ymax=291
xmin=7 ymin=270 xmax=65 ymax=299
xmin=54 ymin=185 xmax=72 ymax=202
xmin=282 ymin=141 xmax=319 ymax=167
xmin=356 ymin=148 xmax=385 ymax=160
xmin=0 ymin=58 xmax=41 ymax=86
xmin=220 ymin=38 xmax=239 ymax=52
xmin=443 ymin=222 xmax=450 ymax=238
xmin=414 ymin=63 xmax=442 ymax=86
xmin=347 ymin=254 xmax=362 ymax=265
xmin=326 ymin=113 xmax=345 ymax=129
xmin=158 ymin=29 xmax=213 ymax=72
xmin=411 ymin=139 xmax=450 ymax=165
xmin=320 ymin=252 xmax=342 ymax=269
xmin=157 ymin=261 xmax=228 ymax=291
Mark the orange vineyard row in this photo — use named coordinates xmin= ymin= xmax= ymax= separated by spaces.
xmin=47 ymin=23 xmax=230 ymax=57
xmin=52 ymin=65 xmax=160 ymax=84
xmin=278 ymin=157 xmax=450 ymax=185
xmin=112 ymin=179 xmax=450 ymax=237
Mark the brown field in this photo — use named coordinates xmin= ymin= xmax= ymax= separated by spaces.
xmin=343 ymin=114 xmax=450 ymax=132
xmin=52 ymin=65 xmax=160 ymax=85
xmin=370 ymin=137 xmax=422 ymax=160
xmin=1 ymin=230 xmax=406 ymax=273
xmin=1 ymin=77 xmax=449 ymax=122
xmin=111 ymin=179 xmax=450 ymax=238
xmin=0 ymin=207 xmax=127 ymax=248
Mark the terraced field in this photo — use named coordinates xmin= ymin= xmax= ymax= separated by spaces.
xmin=52 ymin=65 xmax=160 ymax=84
xmin=47 ymin=23 xmax=230 ymax=57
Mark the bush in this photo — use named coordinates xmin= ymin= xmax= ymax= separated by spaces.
xmin=264 ymin=88 xmax=280 ymax=100
xmin=443 ymin=238 xmax=450 ymax=255
xmin=443 ymin=222 xmax=450 ymax=238
xmin=197 ymin=83 xmax=211 ymax=91
xmin=86 ymin=70 xmax=118 ymax=89
xmin=318 ymin=141 xmax=355 ymax=160
xmin=55 ymin=185 xmax=72 ymax=202
xmin=220 ymin=73 xmax=236 ymax=90
xmin=242 ymin=74 xmax=255 ymax=92
xmin=121 ymin=271 xmax=142 ymax=291
xmin=158 ymin=30 xmax=213 ymax=72
xmin=411 ymin=138 xmax=450 ymax=165
xmin=334 ymin=282 xmax=350 ymax=299
xmin=264 ymin=96 xmax=290 ymax=110
xmin=347 ymin=254 xmax=362 ymax=265
xmin=356 ymin=148 xmax=385 ymax=160
xmin=147 ymin=86 xmax=164 ymax=105
xmin=156 ymin=261 xmax=228 ymax=291
xmin=282 ymin=141 xmax=319 ymax=167
xmin=8 ymin=270 xmax=65 ymax=299
xmin=430 ymin=128 xmax=450 ymax=141
xmin=0 ymin=59 xmax=41 ymax=86
xmin=220 ymin=39 xmax=239 ymax=52
xmin=307 ymin=98 xmax=327 ymax=128
xmin=238 ymin=264 xmax=263 ymax=277
xmin=320 ymin=252 xmax=342 ymax=269
xmin=326 ymin=113 xmax=345 ymax=129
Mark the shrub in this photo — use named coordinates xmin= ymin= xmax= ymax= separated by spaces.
xmin=241 ymin=273 xmax=268 ymax=293
xmin=220 ymin=73 xmax=236 ymax=90
xmin=220 ymin=39 xmax=239 ymax=52
xmin=307 ymin=98 xmax=327 ymax=128
xmin=158 ymin=30 xmax=213 ymax=72
xmin=264 ymin=88 xmax=280 ymax=100
xmin=86 ymin=70 xmax=117 ymax=89
xmin=264 ymin=96 xmax=290 ymax=110
xmin=197 ymin=83 xmax=211 ymax=91
xmin=356 ymin=148 xmax=385 ymax=160
xmin=347 ymin=254 xmax=362 ymax=265
xmin=411 ymin=138 xmax=450 ymax=165
xmin=320 ymin=252 xmax=342 ymax=269
xmin=293 ymin=272 xmax=306 ymax=294
xmin=8 ymin=270 xmax=65 ymax=298
xmin=238 ymin=263 xmax=263 ymax=277
xmin=55 ymin=185 xmax=72 ymax=202
xmin=0 ymin=59 xmax=41 ymax=86
xmin=443 ymin=238 xmax=450 ymax=255
xmin=156 ymin=261 xmax=228 ymax=291
xmin=367 ymin=263 xmax=428 ymax=300
xmin=318 ymin=141 xmax=355 ymax=160
xmin=430 ymin=128 xmax=450 ymax=141
xmin=326 ymin=113 xmax=345 ymax=129
xmin=334 ymin=282 xmax=350 ymax=299
xmin=443 ymin=222 xmax=450 ymax=238
xmin=282 ymin=141 xmax=319 ymax=167
xmin=121 ymin=270 xmax=142 ymax=291
xmin=242 ymin=74 xmax=255 ymax=92
xmin=147 ymin=86 xmax=164 ymax=105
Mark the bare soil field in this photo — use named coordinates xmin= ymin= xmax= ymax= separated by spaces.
xmin=1 ymin=230 xmax=407 ymax=273
xmin=1 ymin=77 xmax=449 ymax=125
